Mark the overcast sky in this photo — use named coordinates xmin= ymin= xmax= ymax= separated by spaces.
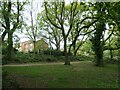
xmin=17 ymin=0 xmax=71 ymax=43
xmin=14 ymin=0 xmax=110 ymax=49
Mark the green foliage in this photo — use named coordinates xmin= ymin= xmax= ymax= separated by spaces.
xmin=3 ymin=51 xmax=91 ymax=64
xmin=9 ymin=53 xmax=62 ymax=63
xmin=2 ymin=46 xmax=19 ymax=64
xmin=104 ymin=50 xmax=119 ymax=64
xmin=43 ymin=49 xmax=63 ymax=56
xmin=35 ymin=39 xmax=48 ymax=52
xmin=79 ymin=40 xmax=93 ymax=55
xmin=2 ymin=41 xmax=8 ymax=54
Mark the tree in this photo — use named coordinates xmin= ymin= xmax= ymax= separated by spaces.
xmin=90 ymin=2 xmax=120 ymax=66
xmin=43 ymin=1 xmax=99 ymax=65
xmin=110 ymin=2 xmax=120 ymax=62
xmin=25 ymin=1 xmax=41 ymax=54
xmin=91 ymin=22 xmax=105 ymax=66
xmin=0 ymin=0 xmax=26 ymax=61
xmin=38 ymin=11 xmax=62 ymax=51
xmin=44 ymin=1 xmax=79 ymax=65
xmin=90 ymin=2 xmax=108 ymax=66
xmin=66 ymin=2 xmax=99 ymax=62
xmin=103 ymin=2 xmax=120 ymax=63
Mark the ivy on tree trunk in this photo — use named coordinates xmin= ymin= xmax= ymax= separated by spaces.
xmin=91 ymin=22 xmax=105 ymax=66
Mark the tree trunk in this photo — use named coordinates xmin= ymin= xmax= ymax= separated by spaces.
xmin=117 ymin=25 xmax=120 ymax=66
xmin=73 ymin=43 xmax=77 ymax=61
xmin=74 ymin=51 xmax=77 ymax=61
xmin=110 ymin=50 xmax=113 ymax=60
xmin=33 ymin=41 xmax=36 ymax=54
xmin=64 ymin=38 xmax=70 ymax=65
xmin=109 ymin=37 xmax=113 ymax=61
xmin=67 ymin=45 xmax=72 ymax=65
xmin=0 ymin=38 xmax=1 ymax=65
xmin=95 ymin=46 xmax=104 ymax=66
xmin=56 ymin=44 xmax=60 ymax=51
xmin=7 ymin=31 xmax=13 ymax=61
xmin=1 ymin=31 xmax=7 ymax=42
xmin=92 ymin=22 xmax=105 ymax=67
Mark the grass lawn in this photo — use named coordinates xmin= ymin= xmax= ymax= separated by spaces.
xmin=3 ymin=61 xmax=118 ymax=88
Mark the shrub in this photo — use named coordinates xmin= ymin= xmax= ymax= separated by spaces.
xmin=76 ymin=55 xmax=94 ymax=61
xmin=43 ymin=49 xmax=64 ymax=56
xmin=2 ymin=48 xmax=7 ymax=55
xmin=104 ymin=57 xmax=118 ymax=64
xmin=3 ymin=51 xmax=96 ymax=64
xmin=12 ymin=53 xmax=59 ymax=63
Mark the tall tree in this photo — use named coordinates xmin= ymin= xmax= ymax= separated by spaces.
xmin=90 ymin=2 xmax=120 ymax=66
xmin=25 ymin=1 xmax=41 ymax=53
xmin=0 ymin=0 xmax=26 ymax=61
xmin=67 ymin=2 xmax=98 ymax=62
xmin=44 ymin=1 xmax=79 ymax=65
xmin=38 ymin=11 xmax=62 ymax=51
xmin=43 ymin=1 xmax=100 ymax=65
xmin=90 ymin=2 xmax=108 ymax=66
xmin=103 ymin=2 xmax=120 ymax=64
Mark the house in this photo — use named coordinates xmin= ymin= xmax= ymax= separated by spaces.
xmin=19 ymin=39 xmax=48 ymax=53
xmin=19 ymin=41 xmax=33 ymax=53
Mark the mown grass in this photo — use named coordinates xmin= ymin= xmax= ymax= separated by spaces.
xmin=3 ymin=61 xmax=118 ymax=88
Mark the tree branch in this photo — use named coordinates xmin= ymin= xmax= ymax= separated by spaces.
xmin=44 ymin=2 xmax=62 ymax=30
xmin=0 ymin=22 xmax=6 ymax=29
xmin=104 ymin=26 xmax=115 ymax=42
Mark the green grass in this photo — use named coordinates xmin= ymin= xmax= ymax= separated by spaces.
xmin=3 ymin=61 xmax=118 ymax=88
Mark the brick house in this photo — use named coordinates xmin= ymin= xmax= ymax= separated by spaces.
xmin=19 ymin=39 xmax=48 ymax=53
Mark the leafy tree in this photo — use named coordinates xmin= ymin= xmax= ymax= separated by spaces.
xmin=38 ymin=11 xmax=62 ymax=51
xmin=0 ymin=0 xmax=26 ymax=61
xmin=102 ymin=2 xmax=120 ymax=63
xmin=43 ymin=1 xmax=79 ymax=65
xmin=66 ymin=2 xmax=99 ymax=62
xmin=90 ymin=2 xmax=120 ymax=66
xmin=43 ymin=1 xmax=98 ymax=65
xmin=90 ymin=2 xmax=108 ymax=66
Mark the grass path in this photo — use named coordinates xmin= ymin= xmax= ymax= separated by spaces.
xmin=3 ymin=61 xmax=88 ymax=67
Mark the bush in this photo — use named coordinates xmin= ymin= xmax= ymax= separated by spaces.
xmin=76 ymin=55 xmax=94 ymax=61
xmin=2 ymin=48 xmax=7 ymax=55
xmin=3 ymin=51 xmax=96 ymax=64
xmin=104 ymin=57 xmax=118 ymax=64
xmin=12 ymin=53 xmax=60 ymax=63
xmin=14 ymin=53 xmax=39 ymax=63
xmin=2 ymin=55 xmax=8 ymax=65
xmin=43 ymin=49 xmax=64 ymax=56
